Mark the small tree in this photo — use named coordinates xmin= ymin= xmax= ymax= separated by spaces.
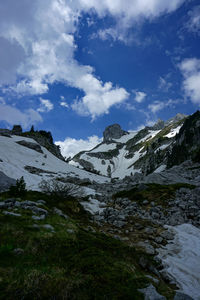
xmin=107 ymin=165 xmax=111 ymax=178
xmin=9 ymin=176 xmax=27 ymax=197
xmin=30 ymin=125 xmax=35 ymax=133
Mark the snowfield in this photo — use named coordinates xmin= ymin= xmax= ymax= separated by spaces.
xmin=158 ymin=224 xmax=200 ymax=299
xmin=164 ymin=125 xmax=182 ymax=138
xmin=0 ymin=135 xmax=109 ymax=190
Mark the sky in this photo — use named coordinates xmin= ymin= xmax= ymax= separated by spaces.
xmin=0 ymin=0 xmax=200 ymax=158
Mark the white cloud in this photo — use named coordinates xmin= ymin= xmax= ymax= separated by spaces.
xmin=55 ymin=135 xmax=102 ymax=158
xmin=71 ymin=79 xmax=129 ymax=119
xmin=179 ymin=58 xmax=200 ymax=105
xmin=60 ymin=101 xmax=69 ymax=108
xmin=133 ymin=91 xmax=146 ymax=103
xmin=158 ymin=76 xmax=172 ymax=92
xmin=0 ymin=104 xmax=42 ymax=128
xmin=148 ymin=99 xmax=180 ymax=113
xmin=0 ymin=0 xmax=185 ymax=118
xmin=186 ymin=5 xmax=200 ymax=35
xmin=89 ymin=0 xmax=185 ymax=42
xmin=37 ymin=98 xmax=54 ymax=112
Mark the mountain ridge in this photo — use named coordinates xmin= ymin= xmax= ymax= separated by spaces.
xmin=70 ymin=113 xmax=190 ymax=179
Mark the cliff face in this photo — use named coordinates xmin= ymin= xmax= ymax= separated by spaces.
xmin=167 ymin=111 xmax=200 ymax=167
xmin=103 ymin=124 xmax=128 ymax=142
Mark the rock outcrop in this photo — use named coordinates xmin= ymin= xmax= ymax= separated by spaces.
xmin=103 ymin=124 xmax=128 ymax=142
xmin=0 ymin=171 xmax=16 ymax=192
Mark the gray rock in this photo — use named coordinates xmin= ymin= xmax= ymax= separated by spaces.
xmin=32 ymin=214 xmax=46 ymax=221
xmin=0 ymin=171 xmax=16 ymax=192
xmin=37 ymin=200 xmax=46 ymax=205
xmin=16 ymin=140 xmax=43 ymax=153
xmin=138 ymin=284 xmax=166 ymax=300
xmin=174 ymin=292 xmax=194 ymax=300
xmin=103 ymin=124 xmax=128 ymax=142
xmin=137 ymin=242 xmax=155 ymax=255
xmin=67 ymin=229 xmax=75 ymax=234
xmin=143 ymin=200 xmax=149 ymax=205
xmin=160 ymin=230 xmax=174 ymax=240
xmin=42 ymin=224 xmax=55 ymax=231
xmin=53 ymin=207 xmax=69 ymax=219
xmin=154 ymin=237 xmax=163 ymax=244
xmin=13 ymin=248 xmax=24 ymax=255
xmin=145 ymin=275 xmax=159 ymax=285
xmin=3 ymin=211 xmax=21 ymax=217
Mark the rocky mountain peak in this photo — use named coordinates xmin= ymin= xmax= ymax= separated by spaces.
xmin=150 ymin=119 xmax=165 ymax=130
xmin=103 ymin=124 xmax=128 ymax=142
xmin=165 ymin=113 xmax=187 ymax=126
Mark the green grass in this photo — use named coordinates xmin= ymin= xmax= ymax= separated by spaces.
xmin=0 ymin=191 xmax=147 ymax=299
xmin=113 ymin=183 xmax=195 ymax=207
xmin=0 ymin=190 xmax=177 ymax=299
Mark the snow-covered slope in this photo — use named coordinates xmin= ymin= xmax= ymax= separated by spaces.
xmin=0 ymin=135 xmax=109 ymax=190
xmin=158 ymin=224 xmax=200 ymax=299
xmin=70 ymin=118 xmax=185 ymax=179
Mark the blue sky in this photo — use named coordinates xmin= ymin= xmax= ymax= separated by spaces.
xmin=0 ymin=0 xmax=200 ymax=158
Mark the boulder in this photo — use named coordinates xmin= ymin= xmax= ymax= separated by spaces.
xmin=0 ymin=171 xmax=16 ymax=192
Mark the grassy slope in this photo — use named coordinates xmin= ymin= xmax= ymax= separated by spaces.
xmin=0 ymin=189 xmax=176 ymax=299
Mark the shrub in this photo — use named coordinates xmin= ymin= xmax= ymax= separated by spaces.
xmin=9 ymin=176 xmax=27 ymax=197
xmin=39 ymin=178 xmax=83 ymax=200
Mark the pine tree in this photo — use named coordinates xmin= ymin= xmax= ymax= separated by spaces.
xmin=107 ymin=165 xmax=111 ymax=178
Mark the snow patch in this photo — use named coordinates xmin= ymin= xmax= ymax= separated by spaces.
xmin=164 ymin=126 xmax=182 ymax=138
xmin=158 ymin=224 xmax=200 ymax=299
xmin=81 ymin=198 xmax=106 ymax=214
xmin=154 ymin=165 xmax=166 ymax=173
xmin=0 ymin=135 xmax=109 ymax=190
xmin=91 ymin=143 xmax=116 ymax=153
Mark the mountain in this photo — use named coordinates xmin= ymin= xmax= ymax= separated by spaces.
xmin=70 ymin=113 xmax=188 ymax=179
xmin=0 ymin=127 xmax=108 ymax=191
xmin=1 ymin=112 xmax=200 ymax=299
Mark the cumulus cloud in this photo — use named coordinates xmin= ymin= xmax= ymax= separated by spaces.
xmin=55 ymin=135 xmax=102 ymax=158
xmin=133 ymin=91 xmax=146 ymax=103
xmin=0 ymin=103 xmax=42 ymax=128
xmin=179 ymin=58 xmax=200 ymax=105
xmin=0 ymin=0 xmax=185 ymax=118
xmin=37 ymin=98 xmax=54 ymax=112
xmin=186 ymin=5 xmax=200 ymax=35
xmin=89 ymin=0 xmax=185 ymax=42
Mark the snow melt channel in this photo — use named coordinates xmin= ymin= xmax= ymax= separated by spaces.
xmin=158 ymin=224 xmax=200 ymax=299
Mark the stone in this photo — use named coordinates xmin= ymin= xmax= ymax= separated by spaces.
xmin=13 ymin=248 xmax=24 ymax=255
xmin=143 ymin=200 xmax=149 ymax=205
xmin=32 ymin=215 xmax=46 ymax=221
xmin=42 ymin=224 xmax=55 ymax=231
xmin=0 ymin=171 xmax=16 ymax=192
xmin=67 ymin=229 xmax=75 ymax=234
xmin=138 ymin=284 xmax=166 ymax=300
xmin=145 ymin=275 xmax=159 ymax=285
xmin=139 ymin=256 xmax=148 ymax=269
xmin=154 ymin=237 xmax=163 ymax=244
xmin=160 ymin=230 xmax=174 ymax=240
xmin=16 ymin=140 xmax=43 ymax=153
xmin=53 ymin=207 xmax=69 ymax=219
xmin=3 ymin=211 xmax=21 ymax=217
xmin=173 ymin=292 xmax=194 ymax=300
xmin=37 ymin=200 xmax=46 ymax=205
xmin=137 ymin=242 xmax=155 ymax=255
